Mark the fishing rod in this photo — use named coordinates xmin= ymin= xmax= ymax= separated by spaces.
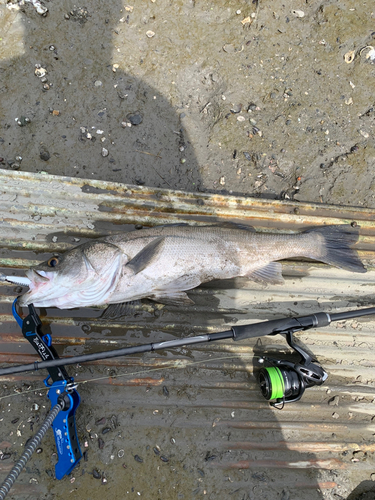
xmin=1 ymin=298 xmax=375 ymax=498
xmin=2 ymin=300 xmax=375 ymax=399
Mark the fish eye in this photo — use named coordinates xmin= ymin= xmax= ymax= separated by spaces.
xmin=47 ymin=257 xmax=59 ymax=268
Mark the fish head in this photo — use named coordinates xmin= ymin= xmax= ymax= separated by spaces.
xmin=19 ymin=241 xmax=124 ymax=309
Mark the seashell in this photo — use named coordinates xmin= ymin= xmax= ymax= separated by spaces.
xmin=344 ymin=50 xmax=356 ymax=64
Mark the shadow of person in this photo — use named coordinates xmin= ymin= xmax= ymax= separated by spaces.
xmin=0 ymin=0 xmax=201 ymax=190
xmin=0 ymin=2 xmax=327 ymax=499
xmin=346 ymin=481 xmax=375 ymax=500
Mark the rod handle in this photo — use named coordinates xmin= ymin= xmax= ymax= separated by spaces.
xmin=232 ymin=313 xmax=330 ymax=341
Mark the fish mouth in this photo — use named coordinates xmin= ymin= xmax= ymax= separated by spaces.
xmin=18 ymin=269 xmax=56 ymax=307
xmin=28 ymin=269 xmax=51 ymax=283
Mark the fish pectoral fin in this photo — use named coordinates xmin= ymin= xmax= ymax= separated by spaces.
xmin=126 ymin=237 xmax=165 ymax=275
xmin=149 ymin=291 xmax=195 ymax=306
xmin=247 ymin=262 xmax=284 ymax=285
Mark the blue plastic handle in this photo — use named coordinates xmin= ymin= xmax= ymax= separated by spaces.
xmin=12 ymin=298 xmax=23 ymax=328
xmin=47 ymin=380 xmax=82 ymax=479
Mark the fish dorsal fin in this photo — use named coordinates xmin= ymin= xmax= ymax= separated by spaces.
xmin=152 ymin=223 xmax=189 ymax=228
xmin=208 ymin=222 xmax=256 ymax=231
xmin=126 ymin=237 xmax=165 ymax=274
xmin=247 ymin=262 xmax=284 ymax=284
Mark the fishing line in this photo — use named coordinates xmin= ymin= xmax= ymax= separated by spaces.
xmin=0 ymin=353 xmax=257 ymax=403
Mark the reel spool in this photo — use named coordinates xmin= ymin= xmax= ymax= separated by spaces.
xmin=257 ymin=332 xmax=328 ymax=407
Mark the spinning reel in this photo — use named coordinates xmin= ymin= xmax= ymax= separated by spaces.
xmin=257 ymin=331 xmax=328 ymax=407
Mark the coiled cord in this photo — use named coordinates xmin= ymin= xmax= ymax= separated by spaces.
xmin=0 ymin=403 xmax=62 ymax=500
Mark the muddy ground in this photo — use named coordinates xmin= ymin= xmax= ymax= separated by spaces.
xmin=1 ymin=0 xmax=375 ymax=204
xmin=0 ymin=0 xmax=375 ymax=499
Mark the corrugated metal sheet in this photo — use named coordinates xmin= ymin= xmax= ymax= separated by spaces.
xmin=0 ymin=168 xmax=375 ymax=499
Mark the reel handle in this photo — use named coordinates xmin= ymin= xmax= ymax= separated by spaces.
xmin=232 ymin=312 xmax=330 ymax=341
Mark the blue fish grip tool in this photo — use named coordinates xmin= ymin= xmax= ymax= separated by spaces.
xmin=12 ymin=298 xmax=82 ymax=479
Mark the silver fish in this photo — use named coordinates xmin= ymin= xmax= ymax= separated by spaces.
xmin=18 ymin=223 xmax=366 ymax=309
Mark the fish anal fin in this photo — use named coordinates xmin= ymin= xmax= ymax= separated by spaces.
xmin=126 ymin=237 xmax=165 ymax=274
xmin=247 ymin=262 xmax=284 ymax=285
xmin=101 ymin=300 xmax=142 ymax=319
xmin=149 ymin=291 xmax=194 ymax=306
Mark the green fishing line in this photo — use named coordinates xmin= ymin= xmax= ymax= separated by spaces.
xmin=264 ymin=366 xmax=285 ymax=400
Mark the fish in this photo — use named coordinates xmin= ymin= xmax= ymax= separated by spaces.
xmin=18 ymin=223 xmax=366 ymax=309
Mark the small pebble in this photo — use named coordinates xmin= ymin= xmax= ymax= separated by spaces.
xmin=98 ymin=438 xmax=104 ymax=450
xmin=118 ymin=449 xmax=125 ymax=458
xmin=328 ymin=395 xmax=339 ymax=406
xmin=94 ymin=80 xmax=103 ymax=87
xmin=0 ymin=453 xmax=11 ymax=461
xmin=101 ymin=148 xmax=109 ymax=157
xmin=95 ymin=417 xmax=106 ymax=425
xmin=134 ymin=455 xmax=143 ymax=463
xmin=160 ymin=456 xmax=169 ymax=462
xmin=36 ymin=448 xmax=43 ymax=454
xmin=16 ymin=116 xmax=30 ymax=127
xmin=40 ymin=150 xmax=50 ymax=161
xmin=163 ymin=386 xmax=169 ymax=397
xmin=146 ymin=30 xmax=155 ymax=38
xmin=93 ymin=469 xmax=101 ymax=479
xmin=126 ymin=113 xmax=143 ymax=126
xmin=35 ymin=67 xmax=47 ymax=78
xmin=247 ymin=102 xmax=258 ymax=112
xmin=102 ymin=473 xmax=108 ymax=484
xmin=102 ymin=427 xmax=111 ymax=435
xmin=292 ymin=9 xmax=305 ymax=17
xmin=230 ymin=104 xmax=242 ymax=114
xmin=153 ymin=447 xmax=160 ymax=455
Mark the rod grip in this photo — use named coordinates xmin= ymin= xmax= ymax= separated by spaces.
xmin=232 ymin=313 xmax=330 ymax=341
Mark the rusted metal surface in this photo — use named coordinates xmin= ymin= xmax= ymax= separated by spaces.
xmin=0 ymin=169 xmax=375 ymax=499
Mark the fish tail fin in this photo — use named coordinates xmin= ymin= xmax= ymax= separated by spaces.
xmin=304 ymin=225 xmax=366 ymax=273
